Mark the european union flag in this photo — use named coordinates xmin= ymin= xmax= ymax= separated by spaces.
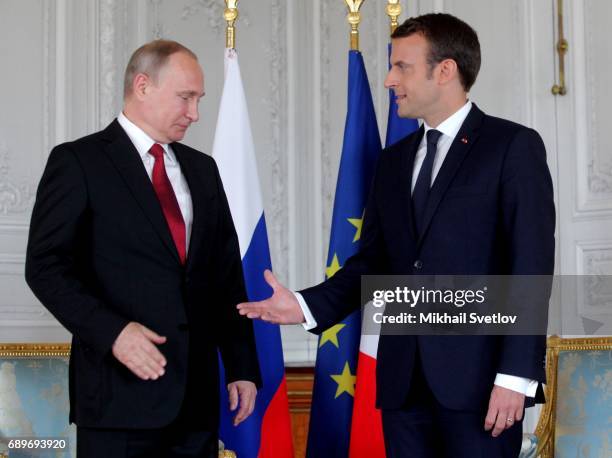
xmin=385 ymin=43 xmax=419 ymax=147
xmin=306 ymin=50 xmax=382 ymax=458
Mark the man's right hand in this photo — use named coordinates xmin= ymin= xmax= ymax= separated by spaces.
xmin=237 ymin=269 xmax=305 ymax=324
xmin=112 ymin=322 xmax=167 ymax=380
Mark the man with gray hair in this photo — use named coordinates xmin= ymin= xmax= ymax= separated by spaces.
xmin=26 ymin=39 xmax=260 ymax=457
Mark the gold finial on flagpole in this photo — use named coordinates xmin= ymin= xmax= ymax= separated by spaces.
xmin=224 ymin=0 xmax=239 ymax=49
xmin=386 ymin=0 xmax=401 ymax=35
xmin=344 ymin=0 xmax=365 ymax=51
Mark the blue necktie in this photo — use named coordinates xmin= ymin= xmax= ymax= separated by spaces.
xmin=412 ymin=129 xmax=442 ymax=236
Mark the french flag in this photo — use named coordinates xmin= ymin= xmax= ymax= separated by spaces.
xmin=213 ymin=48 xmax=294 ymax=458
xmin=349 ymin=333 xmax=384 ymax=457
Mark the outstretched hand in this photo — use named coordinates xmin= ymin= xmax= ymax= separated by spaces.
xmin=237 ymin=270 xmax=305 ymax=324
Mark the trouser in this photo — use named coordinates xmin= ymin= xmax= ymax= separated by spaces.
xmin=382 ymin=353 xmax=523 ymax=458
xmin=77 ymin=422 xmax=217 ymax=458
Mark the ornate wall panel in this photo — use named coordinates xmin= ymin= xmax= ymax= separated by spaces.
xmin=0 ymin=1 xmax=62 ymax=340
xmin=0 ymin=2 xmax=48 ymax=229
xmin=574 ymin=1 xmax=612 ymax=216
xmin=555 ymin=0 xmax=612 ymax=337
xmin=576 ymin=241 xmax=612 ymax=318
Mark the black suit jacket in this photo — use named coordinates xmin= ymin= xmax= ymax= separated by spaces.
xmin=301 ymin=104 xmax=555 ymax=411
xmin=25 ymin=120 xmax=261 ymax=429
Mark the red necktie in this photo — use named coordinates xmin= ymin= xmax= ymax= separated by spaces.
xmin=148 ymin=143 xmax=186 ymax=264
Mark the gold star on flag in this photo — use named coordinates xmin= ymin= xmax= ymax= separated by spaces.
xmin=319 ymin=323 xmax=346 ymax=348
xmin=326 ymin=253 xmax=342 ymax=279
xmin=347 ymin=210 xmax=364 ymax=242
xmin=330 ymin=362 xmax=357 ymax=398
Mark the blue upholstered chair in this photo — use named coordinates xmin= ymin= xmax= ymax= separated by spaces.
xmin=0 ymin=344 xmax=237 ymax=458
xmin=0 ymin=344 xmax=74 ymax=458
xmin=534 ymin=335 xmax=612 ymax=458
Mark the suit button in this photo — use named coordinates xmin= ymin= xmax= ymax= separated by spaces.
xmin=178 ymin=324 xmax=189 ymax=331
xmin=413 ymin=260 xmax=423 ymax=270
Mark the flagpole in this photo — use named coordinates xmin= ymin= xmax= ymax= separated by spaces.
xmin=224 ymin=0 xmax=238 ymax=49
xmin=215 ymin=2 xmax=295 ymax=457
xmin=386 ymin=0 xmax=401 ymax=35
xmin=344 ymin=0 xmax=365 ymax=51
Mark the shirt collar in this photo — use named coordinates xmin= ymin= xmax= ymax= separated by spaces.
xmin=423 ymin=100 xmax=472 ymax=141
xmin=117 ymin=111 xmax=176 ymax=164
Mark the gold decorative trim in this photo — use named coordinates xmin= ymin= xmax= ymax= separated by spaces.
xmin=551 ymin=0 xmax=568 ymax=95
xmin=534 ymin=335 xmax=612 ymax=458
xmin=224 ymin=0 xmax=239 ymax=49
xmin=386 ymin=0 xmax=401 ymax=35
xmin=0 ymin=343 xmax=71 ymax=357
xmin=344 ymin=0 xmax=365 ymax=51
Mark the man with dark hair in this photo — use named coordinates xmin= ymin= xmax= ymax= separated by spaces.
xmin=391 ymin=13 xmax=481 ymax=92
xmin=26 ymin=40 xmax=261 ymax=457
xmin=238 ymin=13 xmax=554 ymax=458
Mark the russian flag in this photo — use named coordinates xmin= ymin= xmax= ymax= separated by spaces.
xmin=213 ymin=48 xmax=294 ymax=458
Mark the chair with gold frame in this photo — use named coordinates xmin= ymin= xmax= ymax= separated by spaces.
xmin=0 ymin=344 xmax=73 ymax=457
xmin=0 ymin=344 xmax=237 ymax=458
xmin=534 ymin=335 xmax=612 ymax=457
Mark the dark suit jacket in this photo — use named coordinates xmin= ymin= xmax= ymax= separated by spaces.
xmin=25 ymin=120 xmax=261 ymax=429
xmin=300 ymin=104 xmax=555 ymax=411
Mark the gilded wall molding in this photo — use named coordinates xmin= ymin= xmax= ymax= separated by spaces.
xmin=0 ymin=343 xmax=71 ymax=356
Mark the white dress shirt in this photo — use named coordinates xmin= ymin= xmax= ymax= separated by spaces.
xmin=412 ymin=100 xmax=472 ymax=192
xmin=295 ymin=101 xmax=538 ymax=397
xmin=117 ymin=112 xmax=193 ymax=252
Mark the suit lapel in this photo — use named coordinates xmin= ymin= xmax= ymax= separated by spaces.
xmin=172 ymin=144 xmax=210 ymax=271
xmin=102 ymin=120 xmax=181 ymax=264
xmin=398 ymin=125 xmax=425 ymax=242
xmin=417 ymin=105 xmax=485 ymax=246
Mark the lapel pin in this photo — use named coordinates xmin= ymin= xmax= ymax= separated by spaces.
xmin=460 ymin=137 xmax=468 ymax=144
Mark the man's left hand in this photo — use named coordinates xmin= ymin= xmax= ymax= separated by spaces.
xmin=227 ymin=380 xmax=257 ymax=426
xmin=484 ymin=385 xmax=525 ymax=437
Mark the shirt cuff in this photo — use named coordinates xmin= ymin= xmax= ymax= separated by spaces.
xmin=494 ymin=373 xmax=538 ymax=397
xmin=293 ymin=291 xmax=318 ymax=330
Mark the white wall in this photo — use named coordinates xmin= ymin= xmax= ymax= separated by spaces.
xmin=1 ymin=1 xmax=611 ymax=423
